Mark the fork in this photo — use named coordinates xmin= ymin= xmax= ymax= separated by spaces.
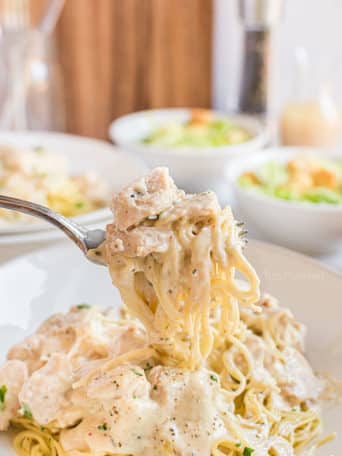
xmin=0 ymin=194 xmax=247 ymax=263
xmin=0 ymin=195 xmax=106 ymax=263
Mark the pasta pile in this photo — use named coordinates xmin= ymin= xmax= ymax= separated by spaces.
xmin=0 ymin=168 xmax=329 ymax=456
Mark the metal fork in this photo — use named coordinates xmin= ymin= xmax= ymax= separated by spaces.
xmin=0 ymin=195 xmax=106 ymax=263
xmin=0 ymin=195 xmax=248 ymax=262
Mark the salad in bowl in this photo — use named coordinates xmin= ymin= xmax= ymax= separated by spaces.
xmin=238 ymin=155 xmax=342 ymax=205
xmin=109 ymin=108 xmax=267 ymax=194
xmin=228 ymin=147 xmax=342 ymax=255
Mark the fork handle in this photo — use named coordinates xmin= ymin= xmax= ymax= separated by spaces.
xmin=0 ymin=194 xmax=94 ymax=254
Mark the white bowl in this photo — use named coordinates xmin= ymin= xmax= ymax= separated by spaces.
xmin=0 ymin=239 xmax=340 ymax=455
xmin=227 ymin=147 xmax=342 ymax=255
xmin=0 ymin=131 xmax=147 ymax=234
xmin=109 ymin=108 xmax=268 ymax=194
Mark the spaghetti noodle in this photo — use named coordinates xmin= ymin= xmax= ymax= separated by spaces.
xmin=0 ymin=168 xmax=328 ymax=455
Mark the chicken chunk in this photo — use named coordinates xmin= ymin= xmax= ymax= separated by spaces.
xmin=63 ymin=365 xmax=227 ymax=456
xmin=7 ymin=311 xmax=79 ymax=373
xmin=62 ymin=365 xmax=157 ymax=454
xmin=106 ymin=225 xmax=172 ymax=257
xmin=148 ymin=366 xmax=227 ymax=456
xmin=0 ymin=360 xmax=28 ymax=430
xmin=19 ymin=354 xmax=73 ymax=425
xmin=267 ymin=347 xmax=323 ymax=404
xmin=106 ymin=189 xmax=220 ymax=258
xmin=240 ymin=295 xmax=306 ymax=352
xmin=156 ymin=192 xmax=220 ymax=225
xmin=110 ymin=167 xmax=184 ymax=230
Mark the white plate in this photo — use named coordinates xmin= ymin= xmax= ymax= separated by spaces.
xmin=0 ymin=240 xmax=341 ymax=455
xmin=0 ymin=131 xmax=148 ymax=234
xmin=0 ymin=220 xmax=107 ymax=246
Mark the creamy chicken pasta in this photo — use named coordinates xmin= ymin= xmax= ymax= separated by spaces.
xmin=0 ymin=168 xmax=332 ymax=455
xmin=0 ymin=145 xmax=108 ymax=224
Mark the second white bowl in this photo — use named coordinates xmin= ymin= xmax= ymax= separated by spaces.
xmin=109 ymin=108 xmax=268 ymax=194
xmin=227 ymin=147 xmax=342 ymax=255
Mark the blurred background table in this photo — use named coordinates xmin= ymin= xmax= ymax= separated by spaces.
xmin=27 ymin=0 xmax=213 ymax=139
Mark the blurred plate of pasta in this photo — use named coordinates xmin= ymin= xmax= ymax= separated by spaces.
xmin=0 ymin=131 xmax=147 ymax=234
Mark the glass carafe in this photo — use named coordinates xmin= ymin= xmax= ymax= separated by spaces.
xmin=279 ymin=47 xmax=342 ymax=148
xmin=0 ymin=29 xmax=66 ymax=131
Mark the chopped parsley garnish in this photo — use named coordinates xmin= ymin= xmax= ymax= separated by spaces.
xmin=243 ymin=448 xmax=254 ymax=456
xmin=235 ymin=442 xmax=241 ymax=447
xmin=210 ymin=374 xmax=218 ymax=382
xmin=21 ymin=403 xmax=33 ymax=420
xmin=77 ymin=303 xmax=91 ymax=310
xmin=97 ymin=423 xmax=108 ymax=431
xmin=0 ymin=385 xmax=7 ymax=410
xmin=75 ymin=201 xmax=85 ymax=209
xmin=131 ymin=368 xmax=143 ymax=377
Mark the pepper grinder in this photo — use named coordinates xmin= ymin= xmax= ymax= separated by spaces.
xmin=237 ymin=0 xmax=283 ymax=116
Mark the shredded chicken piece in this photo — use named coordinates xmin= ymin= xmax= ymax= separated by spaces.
xmin=0 ymin=361 xmax=27 ymax=430
xmin=19 ymin=354 xmax=73 ymax=425
xmin=111 ymin=167 xmax=184 ymax=230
